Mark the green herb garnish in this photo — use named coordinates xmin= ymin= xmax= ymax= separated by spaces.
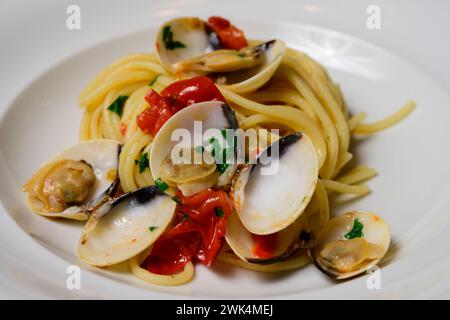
xmin=148 ymin=226 xmax=159 ymax=232
xmin=138 ymin=152 xmax=149 ymax=173
xmin=236 ymin=53 xmax=246 ymax=58
xmin=345 ymin=218 xmax=364 ymax=239
xmin=149 ymin=74 xmax=162 ymax=87
xmin=180 ymin=212 xmax=189 ymax=220
xmin=107 ymin=96 xmax=128 ymax=117
xmin=134 ymin=160 xmax=139 ymax=165
xmin=155 ymin=178 xmax=169 ymax=192
xmin=216 ymin=163 xmax=229 ymax=174
xmin=162 ymin=26 xmax=186 ymax=50
xmin=208 ymin=136 xmax=220 ymax=157
xmin=214 ymin=207 xmax=224 ymax=217
xmin=171 ymin=196 xmax=182 ymax=204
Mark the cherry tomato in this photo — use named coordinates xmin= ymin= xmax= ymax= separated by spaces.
xmin=136 ymin=76 xmax=225 ymax=136
xmin=142 ymin=189 xmax=234 ymax=274
xmin=136 ymin=89 xmax=175 ymax=136
xmin=161 ymin=76 xmax=226 ymax=106
xmin=207 ymin=16 xmax=248 ymax=50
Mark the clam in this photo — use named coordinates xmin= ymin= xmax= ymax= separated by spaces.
xmin=78 ymin=186 xmax=176 ymax=266
xmin=149 ymin=100 xmax=239 ymax=196
xmin=231 ymin=132 xmax=318 ymax=235
xmin=225 ymin=211 xmax=303 ymax=264
xmin=22 ymin=140 xmax=120 ymax=220
xmin=155 ymin=17 xmax=286 ymax=93
xmin=311 ymin=211 xmax=390 ymax=279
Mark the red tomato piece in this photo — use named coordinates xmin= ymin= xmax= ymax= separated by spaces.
xmin=136 ymin=76 xmax=225 ymax=136
xmin=252 ymin=233 xmax=278 ymax=259
xmin=207 ymin=16 xmax=248 ymax=50
xmin=136 ymin=90 xmax=174 ymax=136
xmin=120 ymin=123 xmax=127 ymax=136
xmin=142 ymin=189 xmax=234 ymax=274
xmin=161 ymin=76 xmax=226 ymax=106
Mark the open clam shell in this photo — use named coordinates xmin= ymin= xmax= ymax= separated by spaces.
xmin=311 ymin=211 xmax=391 ymax=280
xmin=78 ymin=186 xmax=176 ymax=266
xmin=22 ymin=139 xmax=120 ymax=220
xmin=220 ymin=39 xmax=287 ymax=94
xmin=155 ymin=17 xmax=286 ymax=93
xmin=231 ymin=132 xmax=318 ymax=235
xmin=225 ymin=211 xmax=303 ymax=264
xmin=149 ymin=101 xmax=238 ymax=196
xmin=156 ymin=17 xmax=212 ymax=74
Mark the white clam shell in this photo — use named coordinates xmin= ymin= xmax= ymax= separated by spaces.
xmin=225 ymin=211 xmax=303 ymax=263
xmin=156 ymin=17 xmax=211 ymax=73
xmin=22 ymin=139 xmax=120 ymax=220
xmin=231 ymin=132 xmax=318 ymax=235
xmin=78 ymin=186 xmax=176 ymax=266
xmin=313 ymin=211 xmax=391 ymax=279
xmin=149 ymin=101 xmax=237 ymax=194
xmin=155 ymin=17 xmax=286 ymax=92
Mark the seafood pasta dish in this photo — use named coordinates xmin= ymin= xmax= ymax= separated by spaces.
xmin=22 ymin=16 xmax=414 ymax=286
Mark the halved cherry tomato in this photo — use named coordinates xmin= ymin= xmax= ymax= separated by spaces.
xmin=207 ymin=16 xmax=248 ymax=50
xmin=142 ymin=189 xmax=234 ymax=275
xmin=161 ymin=76 xmax=226 ymax=106
xmin=136 ymin=76 xmax=226 ymax=136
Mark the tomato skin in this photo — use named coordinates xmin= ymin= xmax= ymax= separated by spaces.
xmin=252 ymin=233 xmax=278 ymax=259
xmin=207 ymin=16 xmax=248 ymax=50
xmin=136 ymin=90 xmax=175 ymax=136
xmin=136 ymin=76 xmax=225 ymax=136
xmin=143 ymin=220 xmax=201 ymax=275
xmin=161 ymin=76 xmax=226 ymax=106
xmin=142 ymin=189 xmax=234 ymax=274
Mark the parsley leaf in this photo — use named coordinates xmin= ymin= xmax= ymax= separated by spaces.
xmin=171 ymin=196 xmax=182 ymax=204
xmin=155 ymin=178 xmax=169 ymax=192
xmin=214 ymin=207 xmax=224 ymax=217
xmin=162 ymin=26 xmax=186 ymax=50
xmin=107 ymin=96 xmax=128 ymax=117
xmin=148 ymin=226 xmax=159 ymax=232
xmin=138 ymin=152 xmax=149 ymax=173
xmin=345 ymin=218 xmax=364 ymax=239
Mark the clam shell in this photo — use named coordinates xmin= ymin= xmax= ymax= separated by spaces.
xmin=22 ymin=139 xmax=121 ymax=220
xmin=78 ymin=186 xmax=176 ymax=266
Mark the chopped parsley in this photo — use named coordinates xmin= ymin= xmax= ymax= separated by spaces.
xmin=155 ymin=178 xmax=169 ymax=192
xmin=148 ymin=226 xmax=159 ymax=232
xmin=138 ymin=152 xmax=149 ymax=173
xmin=207 ymin=134 xmax=234 ymax=174
xmin=171 ymin=196 xmax=182 ymax=204
xmin=345 ymin=218 xmax=364 ymax=239
xmin=208 ymin=136 xmax=219 ymax=157
xmin=182 ymin=213 xmax=189 ymax=220
xmin=214 ymin=207 xmax=224 ymax=217
xmin=162 ymin=26 xmax=186 ymax=50
xmin=216 ymin=162 xmax=230 ymax=174
xmin=149 ymin=74 xmax=162 ymax=87
xmin=107 ymin=96 xmax=128 ymax=117
xmin=236 ymin=52 xmax=246 ymax=58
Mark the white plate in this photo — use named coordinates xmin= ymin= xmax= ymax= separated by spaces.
xmin=1 ymin=0 xmax=450 ymax=299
